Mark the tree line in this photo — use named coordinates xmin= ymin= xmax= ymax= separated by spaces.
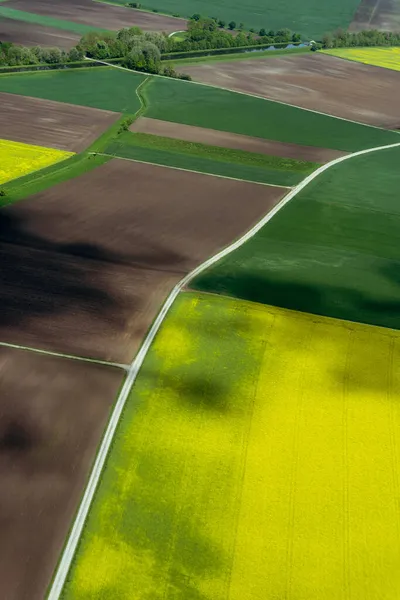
xmin=322 ymin=28 xmax=400 ymax=48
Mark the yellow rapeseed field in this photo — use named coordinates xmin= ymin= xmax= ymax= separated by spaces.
xmin=323 ymin=46 xmax=400 ymax=71
xmin=62 ymin=292 xmax=400 ymax=599
xmin=0 ymin=138 xmax=73 ymax=185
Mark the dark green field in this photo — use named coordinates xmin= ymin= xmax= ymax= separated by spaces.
xmin=143 ymin=77 xmax=399 ymax=152
xmin=103 ymin=131 xmax=316 ymax=186
xmin=101 ymin=0 xmax=361 ymax=38
xmin=192 ymin=144 xmax=400 ymax=330
xmin=0 ymin=68 xmax=146 ymax=112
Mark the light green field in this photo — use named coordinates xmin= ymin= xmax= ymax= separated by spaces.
xmin=61 ymin=291 xmax=400 ymax=599
xmin=323 ymin=47 xmax=400 ymax=72
xmin=0 ymin=6 xmax=107 ymax=34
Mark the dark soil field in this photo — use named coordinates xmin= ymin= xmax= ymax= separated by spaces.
xmin=0 ymin=159 xmax=284 ymax=363
xmin=0 ymin=346 xmax=123 ymax=600
xmin=6 ymin=0 xmax=187 ymax=32
xmin=350 ymin=0 xmax=400 ymax=31
xmin=131 ymin=117 xmax=348 ymax=163
xmin=0 ymin=92 xmax=118 ymax=152
xmin=0 ymin=17 xmax=81 ymax=48
xmin=184 ymin=53 xmax=400 ymax=129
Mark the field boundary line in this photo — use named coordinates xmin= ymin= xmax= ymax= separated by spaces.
xmin=47 ymin=138 xmax=400 ymax=599
xmin=90 ymin=152 xmax=293 ymax=188
xmin=0 ymin=340 xmax=129 ymax=370
xmin=86 ymin=57 xmax=400 ymax=133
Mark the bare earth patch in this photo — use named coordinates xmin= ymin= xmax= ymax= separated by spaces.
xmin=0 ymin=17 xmax=81 ymax=48
xmin=184 ymin=53 xmax=400 ymax=129
xmin=350 ymin=0 xmax=400 ymax=31
xmin=0 ymin=346 xmax=123 ymax=600
xmin=6 ymin=0 xmax=187 ymax=32
xmin=0 ymin=159 xmax=285 ymax=363
xmin=131 ymin=117 xmax=347 ymax=163
xmin=0 ymin=93 xmax=119 ymax=152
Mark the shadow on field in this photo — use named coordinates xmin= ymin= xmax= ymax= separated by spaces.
xmin=191 ymin=262 xmax=400 ymax=332
xmin=0 ymin=211 xmax=118 ymax=328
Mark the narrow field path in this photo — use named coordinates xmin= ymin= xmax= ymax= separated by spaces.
xmin=48 ymin=135 xmax=400 ymax=599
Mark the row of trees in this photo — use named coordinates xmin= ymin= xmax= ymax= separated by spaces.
xmin=173 ymin=17 xmax=301 ymax=52
xmin=322 ymin=28 xmax=400 ymax=48
xmin=0 ymin=42 xmax=83 ymax=66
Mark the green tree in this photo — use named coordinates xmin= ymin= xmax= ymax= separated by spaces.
xmin=218 ymin=19 xmax=226 ymax=28
xmin=228 ymin=21 xmax=236 ymax=30
xmin=259 ymin=28 xmax=267 ymax=36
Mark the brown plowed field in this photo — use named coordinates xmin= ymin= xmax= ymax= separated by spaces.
xmin=184 ymin=53 xmax=400 ymax=128
xmin=0 ymin=17 xmax=81 ymax=48
xmin=131 ymin=117 xmax=347 ymax=163
xmin=350 ymin=0 xmax=400 ymax=32
xmin=0 ymin=346 xmax=123 ymax=600
xmin=0 ymin=159 xmax=284 ymax=362
xmin=7 ymin=0 xmax=187 ymax=32
xmin=0 ymin=92 xmax=118 ymax=152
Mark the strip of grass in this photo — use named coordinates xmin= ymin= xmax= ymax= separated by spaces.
xmin=60 ymin=291 xmax=400 ymax=599
xmin=126 ymin=131 xmax=318 ymax=172
xmin=104 ymin=136 xmax=303 ymax=186
xmin=143 ymin=77 xmax=400 ymax=152
xmin=192 ymin=144 xmax=400 ymax=330
xmin=0 ymin=67 xmax=146 ymax=111
xmin=0 ymin=6 xmax=107 ymax=34
xmin=165 ymin=46 xmax=309 ymax=65
xmin=0 ymin=114 xmax=135 ymax=206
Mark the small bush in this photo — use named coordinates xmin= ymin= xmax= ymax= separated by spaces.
xmin=0 ymin=189 xmax=6 ymax=197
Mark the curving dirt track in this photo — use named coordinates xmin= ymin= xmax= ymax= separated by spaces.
xmin=131 ymin=117 xmax=348 ymax=163
xmin=0 ymin=159 xmax=285 ymax=364
xmin=0 ymin=346 xmax=123 ymax=600
xmin=6 ymin=0 xmax=187 ymax=32
xmin=183 ymin=52 xmax=400 ymax=129
xmin=0 ymin=92 xmax=119 ymax=152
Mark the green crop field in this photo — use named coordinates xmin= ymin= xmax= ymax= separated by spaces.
xmin=143 ymin=77 xmax=399 ymax=152
xmin=193 ymin=144 xmax=400 ymax=330
xmin=0 ymin=68 xmax=397 ymax=151
xmin=0 ymin=6 xmax=107 ymax=34
xmin=0 ymin=68 xmax=146 ymax=112
xmin=104 ymin=131 xmax=316 ymax=186
xmin=101 ymin=0 xmax=361 ymax=38
xmin=60 ymin=291 xmax=400 ymax=600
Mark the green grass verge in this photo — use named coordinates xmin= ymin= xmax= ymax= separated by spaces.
xmin=165 ymin=46 xmax=309 ymax=65
xmin=0 ymin=114 xmax=135 ymax=206
xmin=143 ymin=77 xmax=400 ymax=152
xmin=0 ymin=153 xmax=109 ymax=206
xmin=97 ymin=0 xmax=361 ymax=38
xmin=0 ymin=68 xmax=147 ymax=112
xmin=192 ymin=144 xmax=400 ymax=330
xmin=104 ymin=131 xmax=308 ymax=186
xmin=125 ymin=131 xmax=318 ymax=172
xmin=0 ymin=6 xmax=108 ymax=34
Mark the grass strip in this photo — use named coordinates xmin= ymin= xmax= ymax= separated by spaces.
xmin=126 ymin=131 xmax=318 ymax=172
xmin=165 ymin=46 xmax=309 ymax=65
xmin=0 ymin=114 xmax=136 ymax=206
xmin=0 ymin=6 xmax=108 ymax=34
xmin=104 ymin=137 xmax=303 ymax=186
